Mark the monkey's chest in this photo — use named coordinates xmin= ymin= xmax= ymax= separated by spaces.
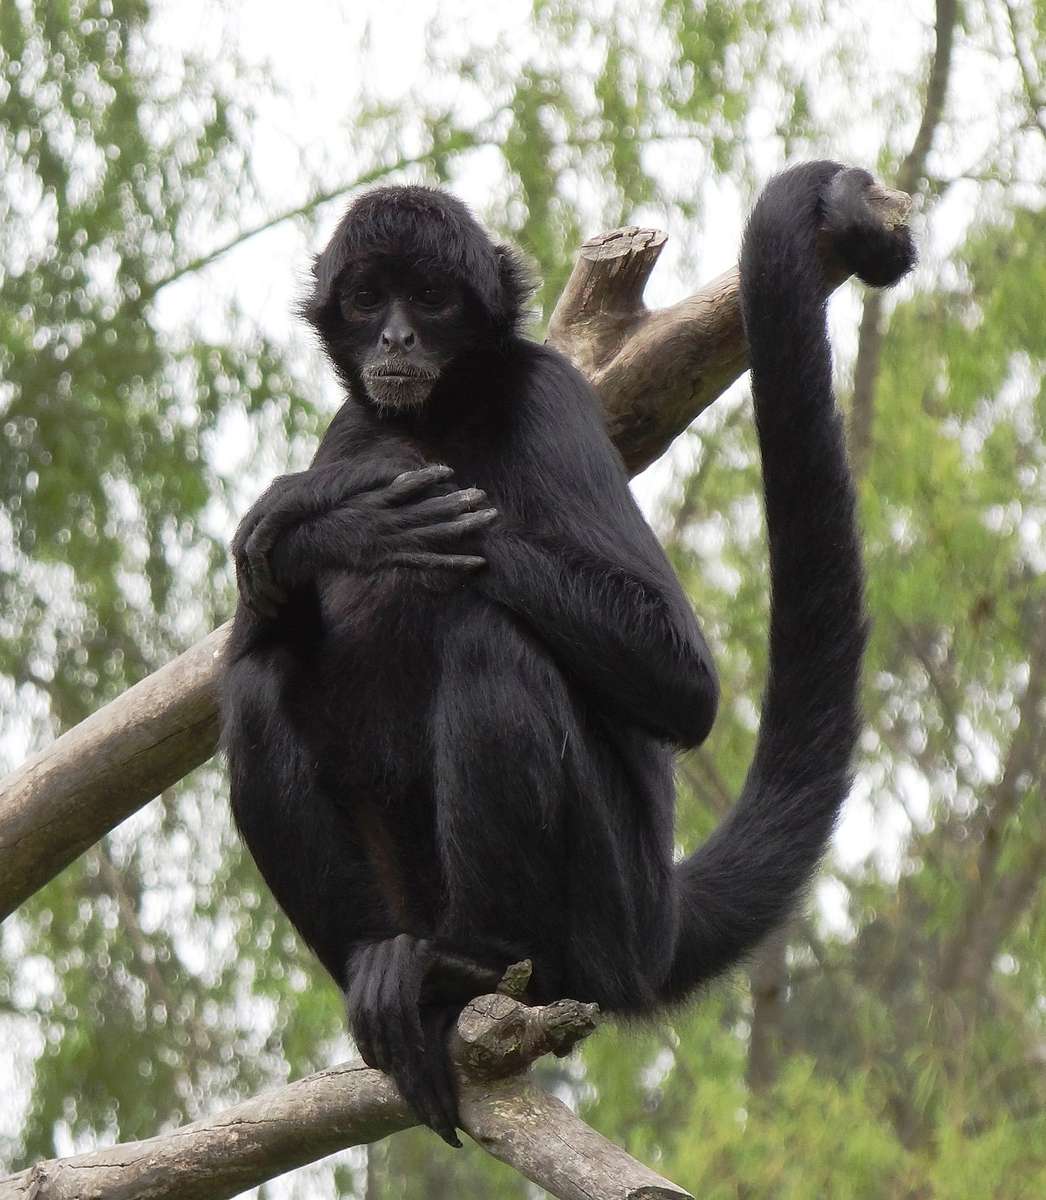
xmin=311 ymin=567 xmax=478 ymax=738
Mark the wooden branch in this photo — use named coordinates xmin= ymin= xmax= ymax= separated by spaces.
xmin=0 ymin=181 xmax=912 ymax=921
xmin=547 ymin=185 xmax=910 ymax=475
xmin=0 ymin=990 xmax=692 ymax=1200
xmin=0 ymin=626 xmax=228 ymax=921
xmin=936 ymin=600 xmax=1046 ymax=998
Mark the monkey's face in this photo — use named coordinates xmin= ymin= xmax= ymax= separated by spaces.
xmin=329 ymin=262 xmax=475 ymax=413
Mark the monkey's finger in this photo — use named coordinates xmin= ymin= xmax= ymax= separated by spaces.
xmin=373 ymin=937 xmax=424 ymax=1081
xmin=244 ymin=531 xmax=287 ymax=598
xmin=346 ymin=951 xmax=375 ymax=1066
xmin=242 ymin=593 xmax=280 ymax=622
xmin=407 ymin=509 xmax=499 ymax=545
xmin=373 ymin=938 xmax=418 ymax=1074
xmin=380 ymin=948 xmax=460 ymax=1142
xmin=395 ymin=1060 xmax=462 ymax=1148
xmin=250 ymin=507 xmax=300 ymax=553
xmin=245 ymin=572 xmax=286 ymax=615
xmin=383 ymin=463 xmax=455 ymax=505
xmin=231 ymin=496 xmax=275 ymax=555
xmin=392 ymin=952 xmax=458 ymax=1141
xmin=245 ymin=552 xmax=287 ymax=613
xmin=421 ymin=1007 xmax=464 ymax=1146
xmin=350 ymin=945 xmax=389 ymax=1072
xmin=236 ymin=561 xmax=281 ymax=621
xmin=391 ymin=1039 xmax=461 ymax=1148
xmin=381 ymin=552 xmax=487 ymax=572
xmin=396 ymin=488 xmax=490 ymax=525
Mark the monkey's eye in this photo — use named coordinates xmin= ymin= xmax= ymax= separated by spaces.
xmin=352 ymin=288 xmax=382 ymax=310
xmin=416 ymin=286 xmax=449 ymax=308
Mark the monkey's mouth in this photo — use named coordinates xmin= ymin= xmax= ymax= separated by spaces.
xmin=363 ymin=363 xmax=439 ymax=412
xmin=364 ymin=362 xmax=438 ymax=384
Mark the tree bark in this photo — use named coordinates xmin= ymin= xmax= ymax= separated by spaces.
xmin=936 ymin=599 xmax=1046 ymax=1001
xmin=0 ymin=990 xmax=692 ymax=1200
xmin=745 ymin=928 xmax=789 ymax=1092
xmin=0 ymin=626 xmax=226 ymax=921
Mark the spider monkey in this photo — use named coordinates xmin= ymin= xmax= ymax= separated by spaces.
xmin=221 ymin=164 xmax=915 ymax=1144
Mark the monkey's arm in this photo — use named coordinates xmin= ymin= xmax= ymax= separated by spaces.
xmin=232 ymin=460 xmax=493 ymax=618
xmin=478 ymin=350 xmax=718 ymax=748
xmin=482 ymin=529 xmax=717 ymax=747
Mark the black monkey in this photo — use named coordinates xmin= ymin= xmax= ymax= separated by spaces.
xmin=221 ymin=167 xmax=915 ymax=1145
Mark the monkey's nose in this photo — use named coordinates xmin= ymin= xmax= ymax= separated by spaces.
xmin=381 ymin=323 xmax=416 ymax=352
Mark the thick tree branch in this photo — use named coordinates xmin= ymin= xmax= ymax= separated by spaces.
xmin=0 ymin=991 xmax=691 ymax=1200
xmin=546 ymin=183 xmax=908 ymax=475
xmin=1000 ymin=0 xmax=1046 ymax=141
xmin=936 ymin=600 xmax=1046 ymax=999
xmin=0 ymin=182 xmax=911 ymax=922
xmin=0 ymin=627 xmax=227 ymax=922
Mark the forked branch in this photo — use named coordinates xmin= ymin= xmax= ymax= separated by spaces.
xmin=0 ymin=986 xmax=691 ymax=1200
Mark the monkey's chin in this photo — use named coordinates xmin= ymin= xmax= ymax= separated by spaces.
xmin=363 ymin=375 xmax=437 ymax=414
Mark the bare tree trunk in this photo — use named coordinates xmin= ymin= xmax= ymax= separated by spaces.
xmin=746 ymin=928 xmax=789 ymax=1092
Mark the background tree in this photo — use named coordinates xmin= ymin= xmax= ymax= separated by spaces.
xmin=1 ymin=0 xmax=1043 ymax=1196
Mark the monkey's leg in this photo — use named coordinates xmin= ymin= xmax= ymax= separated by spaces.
xmin=342 ymin=684 xmax=568 ymax=1151
xmin=224 ymin=656 xmax=391 ymax=982
xmin=434 ymin=622 xmax=683 ymax=1017
xmin=431 ymin=626 xmax=573 ymax=1003
xmin=226 ymin=658 xmax=473 ymax=1143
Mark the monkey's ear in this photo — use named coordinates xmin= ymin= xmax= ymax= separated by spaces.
xmin=301 ymin=242 xmax=349 ymax=331
xmin=494 ymin=243 xmax=537 ymax=332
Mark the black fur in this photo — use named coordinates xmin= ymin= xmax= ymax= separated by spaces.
xmin=220 ymin=167 xmax=915 ymax=1143
xmin=304 ymin=185 xmax=533 ymax=339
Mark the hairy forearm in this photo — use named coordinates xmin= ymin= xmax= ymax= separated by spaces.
xmin=267 ymin=510 xmax=366 ymax=590
xmin=479 ymin=531 xmax=716 ymax=747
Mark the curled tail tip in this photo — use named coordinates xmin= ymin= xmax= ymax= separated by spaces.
xmin=739 ymin=161 xmax=917 ymax=294
xmin=824 ymin=167 xmax=917 ymax=289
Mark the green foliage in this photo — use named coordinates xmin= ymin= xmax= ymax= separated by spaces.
xmin=0 ymin=2 xmax=308 ymax=726
xmin=1 ymin=0 xmax=1044 ymax=1196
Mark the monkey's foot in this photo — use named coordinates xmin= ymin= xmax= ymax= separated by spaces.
xmin=346 ymin=935 xmax=510 ymax=1147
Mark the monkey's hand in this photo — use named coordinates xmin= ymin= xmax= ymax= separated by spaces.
xmin=346 ymin=935 xmax=504 ymax=1147
xmin=232 ymin=462 xmax=497 ymax=618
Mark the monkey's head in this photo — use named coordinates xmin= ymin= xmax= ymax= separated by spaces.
xmin=303 ymin=186 xmax=533 ymax=414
